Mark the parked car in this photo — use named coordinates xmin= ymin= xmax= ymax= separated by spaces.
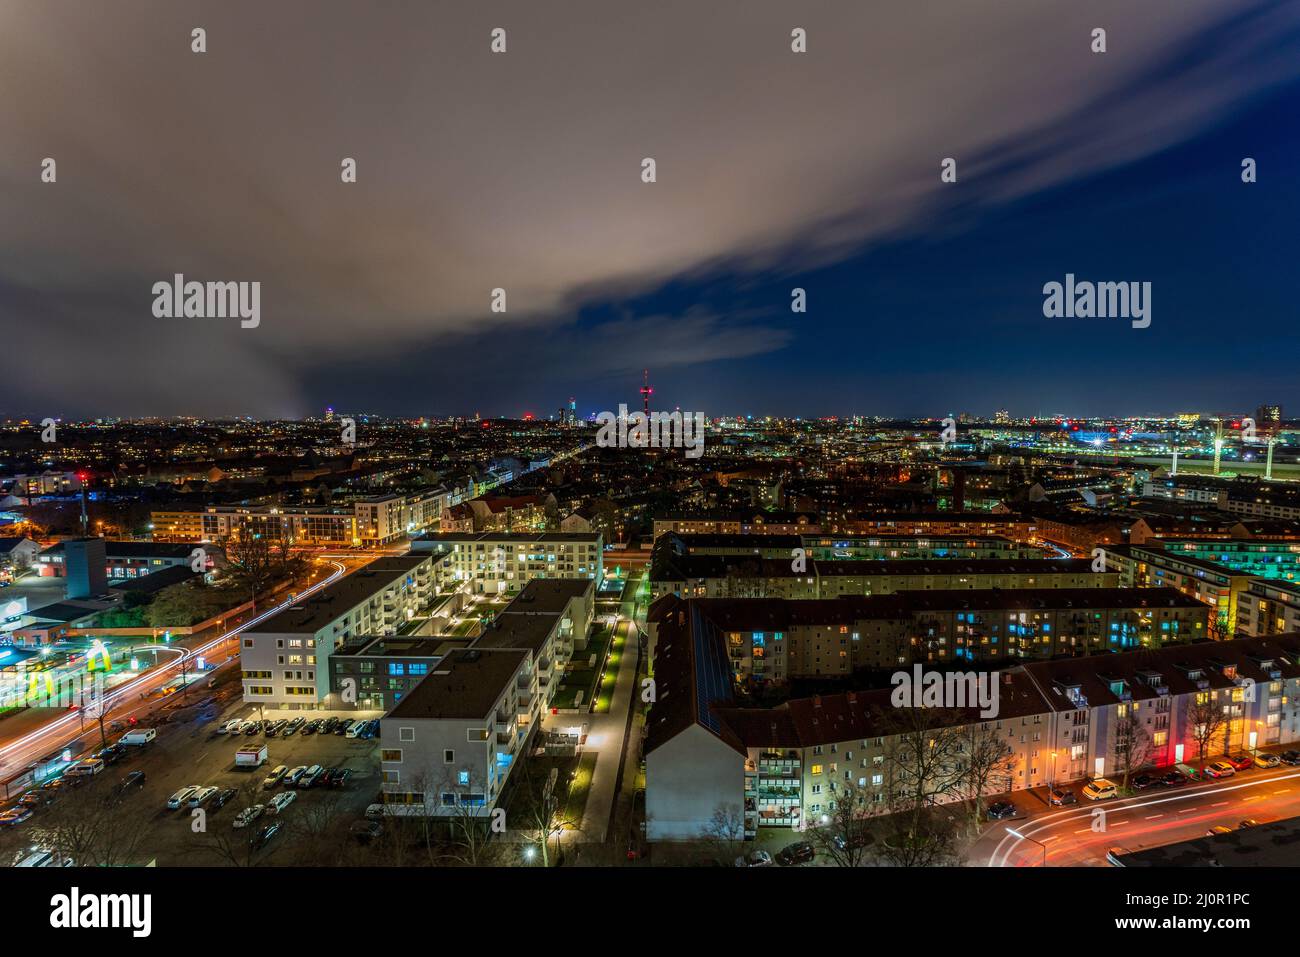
xmin=18 ymin=792 xmax=45 ymax=807
xmin=217 ymin=719 xmax=242 ymax=734
xmin=1226 ymin=755 xmax=1254 ymax=771
xmin=350 ymin=820 xmax=383 ymax=842
xmin=360 ymin=719 xmax=379 ymax=739
xmin=345 ymin=720 xmax=366 ymax=739
xmin=302 ymin=720 xmax=320 ymax=735
xmin=1161 ymin=771 xmax=1188 ymax=787
xmin=283 ymin=717 xmax=304 ymax=737
xmin=269 ymin=791 xmax=296 ymax=814
xmin=319 ymin=718 xmax=338 ymax=734
xmin=1205 ymin=762 xmax=1237 ymax=779
xmin=733 ymin=850 xmax=773 ymax=867
xmin=299 ymin=765 xmax=325 ymax=788
xmin=1082 ymin=779 xmax=1119 ymax=801
xmin=832 ymin=831 xmax=872 ymax=851
xmin=240 ymin=721 xmax=259 ymax=736
xmin=1239 ymin=819 xmax=1260 ymax=829
xmin=333 ymin=720 xmax=352 ymax=736
xmin=0 ymin=807 xmax=33 ymax=826
xmin=1207 ymin=825 xmax=1233 ymax=836
xmin=1131 ymin=773 xmax=1160 ymax=791
xmin=987 ymin=800 xmax=1018 ymax=820
xmin=329 ymin=769 xmax=352 ymax=788
xmin=233 ymin=804 xmax=265 ymax=829
xmin=283 ymin=766 xmax=308 ymax=787
xmin=253 ymin=821 xmax=281 ymax=849
xmin=167 ymin=786 xmax=200 ymax=810
xmin=1280 ymin=750 xmax=1300 ymax=766
xmin=263 ymin=765 xmax=288 ymax=789
xmin=775 ymin=841 xmax=815 ymax=866
xmin=1254 ymin=753 xmax=1281 ymax=769
xmin=188 ymin=786 xmax=219 ymax=808
xmin=213 ymin=788 xmax=237 ymax=809
xmin=96 ymin=744 xmax=128 ymax=765
xmin=1048 ymin=787 xmax=1077 ymax=806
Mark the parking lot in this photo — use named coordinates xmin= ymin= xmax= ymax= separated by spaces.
xmin=0 ymin=701 xmax=385 ymax=865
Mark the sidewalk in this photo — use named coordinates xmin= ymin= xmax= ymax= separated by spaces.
xmin=571 ymin=617 xmax=640 ymax=843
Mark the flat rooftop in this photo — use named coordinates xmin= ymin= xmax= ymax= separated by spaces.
xmin=386 ymin=648 xmax=527 ymax=720
xmin=413 ymin=531 xmax=600 ymax=547
xmin=340 ymin=636 xmax=455 ymax=658
xmin=472 ymin=614 xmax=560 ymax=655
xmin=245 ymin=555 xmax=428 ymax=635
xmin=499 ymin=578 xmax=593 ymax=615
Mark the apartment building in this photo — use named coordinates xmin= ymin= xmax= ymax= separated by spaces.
xmin=152 ymin=488 xmax=449 ymax=547
xmin=645 ymin=611 xmax=1300 ymax=841
xmin=378 ymin=648 xmax=532 ymax=818
xmin=652 ymin=511 xmax=821 ymax=540
xmin=652 ymin=551 xmax=1116 ymax=602
xmin=412 ymin=532 xmax=602 ymax=595
xmin=330 ymin=636 xmax=470 ymax=711
xmin=1237 ymin=579 xmax=1300 ymax=637
xmin=646 ymin=588 xmax=1208 ymax=679
xmin=239 ymin=555 xmax=436 ymax=708
xmin=326 ymin=577 xmax=593 ymax=718
xmin=472 ymin=578 xmax=594 ymax=715
xmin=1104 ymin=543 xmax=1252 ymax=633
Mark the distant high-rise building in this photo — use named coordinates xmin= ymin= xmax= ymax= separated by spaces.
xmin=1256 ymin=404 xmax=1282 ymax=432
xmin=64 ymin=537 xmax=107 ymax=599
xmin=994 ymin=409 xmax=1011 ymax=424
xmin=569 ymin=396 xmax=577 ymax=426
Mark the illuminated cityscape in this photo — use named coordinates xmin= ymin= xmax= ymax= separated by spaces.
xmin=3 ymin=0 xmax=1299 ymax=936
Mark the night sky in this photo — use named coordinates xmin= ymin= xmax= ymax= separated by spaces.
xmin=2 ymin=0 xmax=1297 ymax=420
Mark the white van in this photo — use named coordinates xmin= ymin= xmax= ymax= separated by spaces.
xmin=345 ymin=720 xmax=365 ymax=738
xmin=66 ymin=758 xmax=105 ymax=777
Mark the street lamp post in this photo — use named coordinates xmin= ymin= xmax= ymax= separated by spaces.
xmin=1006 ymin=827 xmax=1048 ymax=867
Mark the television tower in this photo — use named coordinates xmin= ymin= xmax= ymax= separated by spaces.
xmin=640 ymin=370 xmax=653 ymax=417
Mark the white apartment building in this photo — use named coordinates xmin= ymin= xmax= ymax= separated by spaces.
xmin=413 ymin=532 xmax=603 ymax=595
xmin=239 ymin=555 xmax=436 ymax=708
xmin=378 ymin=648 xmax=533 ymax=818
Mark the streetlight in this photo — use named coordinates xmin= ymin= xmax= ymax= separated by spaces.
xmin=1005 ymin=827 xmax=1047 ymax=867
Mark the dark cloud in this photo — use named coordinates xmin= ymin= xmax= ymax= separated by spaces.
xmin=0 ymin=0 xmax=1295 ymax=416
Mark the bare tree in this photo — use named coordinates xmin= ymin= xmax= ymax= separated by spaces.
xmin=955 ymin=722 xmax=1017 ymax=832
xmin=878 ymin=705 xmax=966 ymax=864
xmin=509 ymin=757 xmax=579 ymax=867
xmin=805 ymin=779 xmax=875 ymax=867
xmin=1112 ymin=708 xmax=1153 ymax=790
xmin=223 ymin=530 xmax=275 ymax=603
xmin=433 ymin=768 xmax=504 ymax=866
xmin=1187 ymin=692 xmax=1228 ymax=773
xmin=33 ymin=776 xmax=153 ymax=866
xmin=875 ymin=814 xmax=960 ymax=867
xmin=697 ymin=803 xmax=746 ymax=865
